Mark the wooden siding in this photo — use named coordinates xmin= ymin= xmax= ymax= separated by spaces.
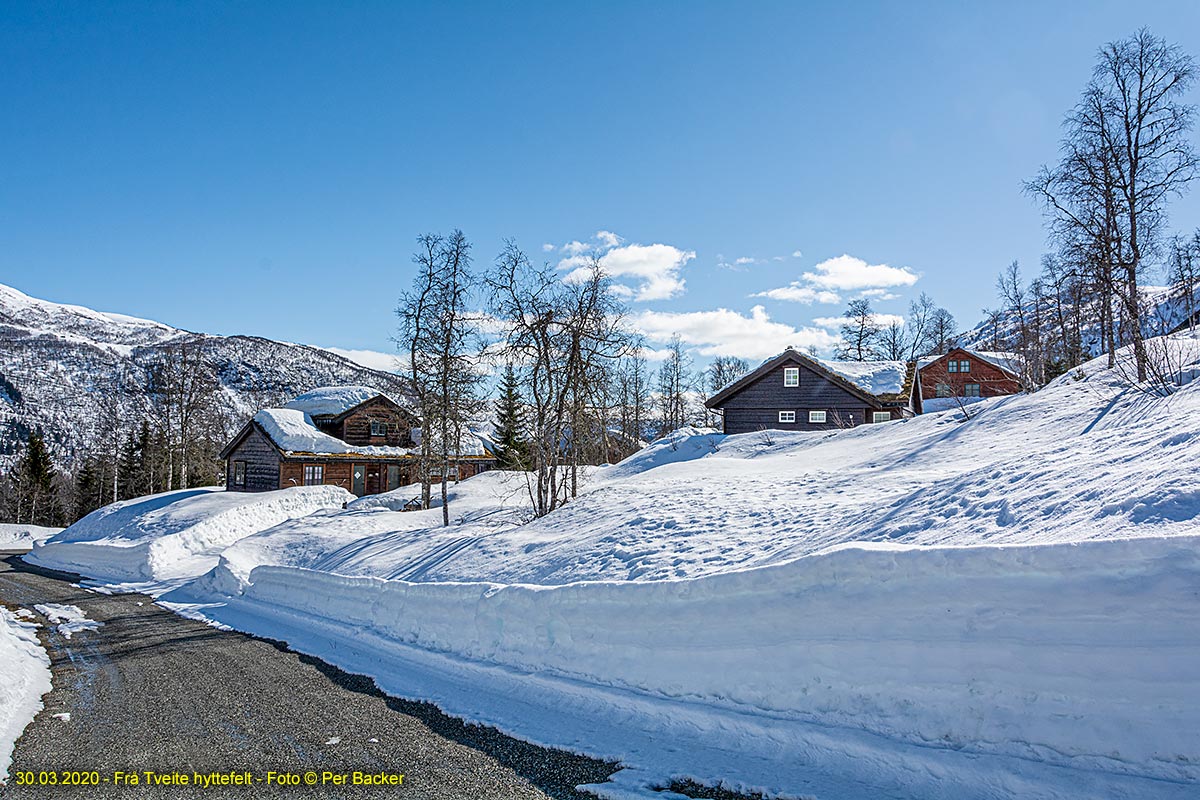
xmin=919 ymin=349 xmax=1020 ymax=400
xmin=717 ymin=361 xmax=883 ymax=434
xmin=224 ymin=426 xmax=281 ymax=492
xmin=313 ymin=397 xmax=415 ymax=448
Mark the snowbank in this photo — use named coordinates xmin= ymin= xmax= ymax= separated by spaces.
xmin=0 ymin=524 xmax=62 ymax=551
xmin=27 ymin=486 xmax=352 ymax=586
xmin=174 ymin=534 xmax=1200 ymax=795
xmin=0 ymin=607 xmax=51 ymax=782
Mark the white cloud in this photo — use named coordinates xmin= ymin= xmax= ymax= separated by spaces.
xmin=633 ymin=305 xmax=840 ymax=359
xmin=320 ymin=347 xmax=405 ymax=373
xmin=752 ymin=285 xmax=841 ymax=304
xmin=802 ymin=254 xmax=918 ymax=291
xmin=541 ymin=243 xmax=555 ymax=252
xmin=811 ymin=313 xmax=906 ymax=330
xmin=792 ymin=250 xmax=804 ymax=258
xmin=753 ymin=253 xmax=918 ymax=305
xmin=734 ymin=256 xmax=756 ymax=265
xmin=554 ymin=233 xmax=694 ymax=301
xmin=595 ymin=230 xmax=622 ymax=249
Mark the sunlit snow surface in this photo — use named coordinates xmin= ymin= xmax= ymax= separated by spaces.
xmin=29 ymin=334 xmax=1200 ymax=799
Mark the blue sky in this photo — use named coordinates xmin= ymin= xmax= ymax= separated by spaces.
xmin=2 ymin=1 xmax=1199 ymax=367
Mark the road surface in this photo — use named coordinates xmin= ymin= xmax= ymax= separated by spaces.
xmin=0 ymin=553 xmax=617 ymax=798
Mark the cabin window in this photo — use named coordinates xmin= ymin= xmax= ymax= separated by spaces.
xmin=783 ymin=367 xmax=799 ymax=387
xmin=370 ymin=420 xmax=387 ymax=436
xmin=936 ymin=383 xmax=952 ymax=397
xmin=964 ymin=383 xmax=981 ymax=397
xmin=778 ymin=411 xmax=796 ymax=423
xmin=232 ymin=461 xmax=246 ymax=486
xmin=959 ymin=360 xmax=971 ymax=373
xmin=808 ymin=410 xmax=826 ymax=423
xmin=429 ymin=465 xmax=459 ymax=478
xmin=947 ymin=360 xmax=958 ymax=373
xmin=872 ymin=411 xmax=892 ymax=423
xmin=303 ymin=464 xmax=324 ymax=485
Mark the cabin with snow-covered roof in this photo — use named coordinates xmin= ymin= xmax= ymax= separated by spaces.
xmin=704 ymin=349 xmax=922 ymax=434
xmin=220 ymin=386 xmax=497 ymax=496
xmin=917 ymin=348 xmax=1022 ymax=408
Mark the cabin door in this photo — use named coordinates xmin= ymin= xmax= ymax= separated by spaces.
xmin=386 ymin=465 xmax=402 ymax=492
xmin=351 ymin=464 xmax=365 ymax=496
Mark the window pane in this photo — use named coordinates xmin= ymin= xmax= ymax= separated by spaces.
xmin=783 ymin=368 xmax=799 ymax=387
xmin=778 ymin=411 xmax=795 ymax=422
xmin=947 ymin=361 xmax=958 ymax=373
xmin=808 ymin=410 xmax=826 ymax=423
xmin=965 ymin=384 xmax=980 ymax=397
xmin=872 ymin=412 xmax=891 ymax=423
xmin=960 ymin=360 xmax=971 ymax=372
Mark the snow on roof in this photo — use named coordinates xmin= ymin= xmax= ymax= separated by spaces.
xmin=254 ymin=409 xmax=413 ymax=457
xmin=283 ymin=386 xmax=395 ymax=418
xmin=816 ymin=358 xmax=910 ymax=397
xmin=918 ymin=350 xmax=1024 ymax=376
xmin=709 ymin=349 xmax=911 ymax=402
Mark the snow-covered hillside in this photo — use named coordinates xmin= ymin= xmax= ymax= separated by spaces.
xmin=958 ymin=281 xmax=1198 ymax=357
xmin=0 ymin=282 xmax=409 ymax=468
xmin=174 ymin=333 xmax=1200 ymax=587
xmin=24 ymin=334 xmax=1200 ymax=798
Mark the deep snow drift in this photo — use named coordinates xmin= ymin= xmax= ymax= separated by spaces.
xmin=27 ymin=486 xmax=352 ymax=587
xmin=0 ymin=607 xmax=51 ymax=782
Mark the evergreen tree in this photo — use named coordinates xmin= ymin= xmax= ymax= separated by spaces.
xmin=74 ymin=457 xmax=102 ymax=521
xmin=11 ymin=431 xmax=63 ymax=527
xmin=492 ymin=363 xmax=528 ymax=469
xmin=117 ymin=423 xmax=146 ymax=500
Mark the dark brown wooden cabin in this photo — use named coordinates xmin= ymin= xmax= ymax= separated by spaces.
xmin=220 ymin=389 xmax=497 ymax=497
xmin=918 ymin=348 xmax=1021 ymax=402
xmin=704 ymin=349 xmax=922 ymax=434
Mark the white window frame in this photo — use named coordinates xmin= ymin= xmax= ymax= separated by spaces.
xmin=872 ymin=411 xmax=892 ymax=423
xmin=783 ymin=367 xmax=799 ymax=387
xmin=808 ymin=410 xmax=826 ymax=423
xmin=778 ymin=410 xmax=796 ymax=423
xmin=303 ymin=464 xmax=324 ymax=486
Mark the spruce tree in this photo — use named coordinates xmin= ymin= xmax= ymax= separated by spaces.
xmin=492 ymin=364 xmax=528 ymax=469
xmin=74 ymin=458 xmax=102 ymax=521
xmin=13 ymin=431 xmax=63 ymax=527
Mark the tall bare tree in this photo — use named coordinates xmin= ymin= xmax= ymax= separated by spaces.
xmin=1028 ymin=29 xmax=1198 ymax=381
xmin=487 ymin=243 xmax=633 ymax=517
xmin=397 ymin=230 xmax=481 ymax=526
xmin=836 ymin=299 xmax=882 ymax=361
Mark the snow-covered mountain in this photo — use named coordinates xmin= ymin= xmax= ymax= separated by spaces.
xmin=957 ymin=282 xmax=1197 ymax=357
xmin=0 ymin=283 xmax=409 ymax=469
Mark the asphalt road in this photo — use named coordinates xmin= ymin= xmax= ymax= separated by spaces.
xmin=0 ymin=553 xmax=617 ymax=799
